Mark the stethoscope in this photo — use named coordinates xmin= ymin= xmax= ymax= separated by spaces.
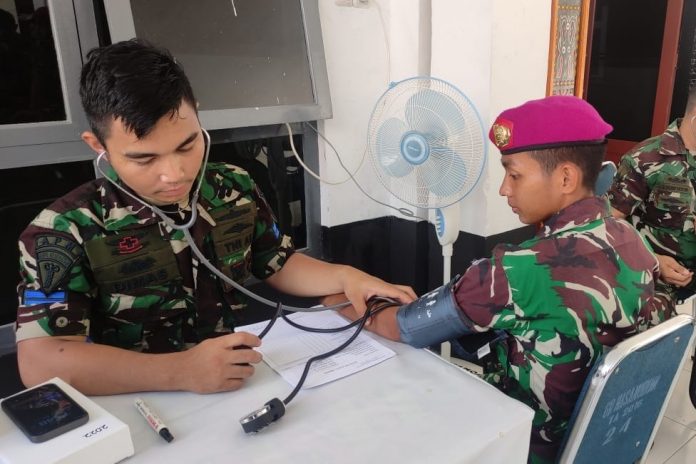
xmin=95 ymin=127 xmax=398 ymax=432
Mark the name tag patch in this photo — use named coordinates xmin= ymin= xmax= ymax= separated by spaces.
xmin=84 ymin=227 xmax=180 ymax=295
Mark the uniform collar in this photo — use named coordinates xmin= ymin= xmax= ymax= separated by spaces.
xmin=537 ymin=196 xmax=608 ymax=238
xmin=657 ymin=119 xmax=689 ymax=157
xmin=98 ymin=163 xmax=224 ymax=232
xmin=98 ymin=175 xmax=161 ymax=231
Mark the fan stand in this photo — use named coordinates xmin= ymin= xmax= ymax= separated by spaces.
xmin=431 ymin=206 xmax=457 ymax=361
xmin=433 ymin=206 xmax=485 ymax=375
xmin=365 ymin=77 xmax=487 ymax=369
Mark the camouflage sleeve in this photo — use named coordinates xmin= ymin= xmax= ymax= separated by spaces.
xmin=15 ymin=213 xmax=93 ymax=342
xmin=249 ymin=182 xmax=295 ymax=279
xmin=453 ymin=245 xmax=516 ymax=331
xmin=606 ymin=154 xmax=648 ymax=217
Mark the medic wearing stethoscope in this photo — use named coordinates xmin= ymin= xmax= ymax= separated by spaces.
xmin=15 ymin=39 xmax=416 ymax=399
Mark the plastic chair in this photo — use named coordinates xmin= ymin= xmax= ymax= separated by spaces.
xmin=594 ymin=160 xmax=617 ymax=196
xmin=675 ymin=289 xmax=696 ymax=409
xmin=557 ymin=314 xmax=695 ymax=463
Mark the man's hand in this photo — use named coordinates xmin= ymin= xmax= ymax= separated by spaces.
xmin=323 ymin=293 xmax=402 ymax=341
xmin=18 ymin=331 xmax=264 ymax=395
xmin=338 ymin=266 xmax=416 ymax=320
xmin=176 ymin=332 xmax=263 ymax=394
xmin=264 ymin=253 xmax=415 ymax=321
xmin=656 ymin=254 xmax=693 ymax=287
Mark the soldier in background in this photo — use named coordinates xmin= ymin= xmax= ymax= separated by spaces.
xmin=14 ymin=39 xmax=416 ymax=396
xmin=607 ymin=84 xmax=696 ymax=320
xmin=329 ymin=96 xmax=659 ymax=463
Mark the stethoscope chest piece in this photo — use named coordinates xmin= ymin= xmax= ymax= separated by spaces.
xmin=239 ymin=397 xmax=286 ymax=433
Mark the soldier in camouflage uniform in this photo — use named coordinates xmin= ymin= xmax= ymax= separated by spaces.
xmin=332 ymin=96 xmax=658 ymax=463
xmin=607 ymin=86 xmax=696 ymax=320
xmin=15 ymin=39 xmax=416 ymax=395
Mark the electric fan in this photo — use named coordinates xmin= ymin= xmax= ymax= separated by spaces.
xmin=367 ymin=77 xmax=487 ymax=285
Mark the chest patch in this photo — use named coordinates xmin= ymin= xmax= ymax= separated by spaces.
xmin=84 ymin=227 xmax=180 ymax=294
xmin=210 ymin=202 xmax=256 ymax=258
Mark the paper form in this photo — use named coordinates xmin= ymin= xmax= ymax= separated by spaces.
xmin=237 ymin=311 xmax=396 ymax=388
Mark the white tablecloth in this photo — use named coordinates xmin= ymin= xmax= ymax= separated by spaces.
xmin=93 ymin=335 xmax=533 ymax=464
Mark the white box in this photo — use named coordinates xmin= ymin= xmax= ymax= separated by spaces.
xmin=0 ymin=378 xmax=134 ymax=464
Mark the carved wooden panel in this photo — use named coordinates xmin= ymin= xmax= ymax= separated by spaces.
xmin=547 ymin=0 xmax=591 ymax=96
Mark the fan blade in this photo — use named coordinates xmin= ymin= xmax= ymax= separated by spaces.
xmin=375 ymin=117 xmax=413 ymax=178
xmin=421 ymin=148 xmax=468 ymax=198
xmin=405 ymin=89 xmax=466 ymax=145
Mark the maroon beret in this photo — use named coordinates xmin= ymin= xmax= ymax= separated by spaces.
xmin=489 ymin=95 xmax=613 ymax=155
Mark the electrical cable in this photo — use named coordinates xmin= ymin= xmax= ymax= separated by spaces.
xmin=284 ymin=122 xmax=363 ymax=185
xmin=304 ymin=122 xmax=419 ymax=218
xmin=287 ymin=122 xmax=420 ymax=221
xmin=373 ymin=0 xmax=391 ymax=85
xmin=279 ymin=0 xmax=392 ymax=185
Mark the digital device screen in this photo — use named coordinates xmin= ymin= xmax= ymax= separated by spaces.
xmin=1 ymin=383 xmax=89 ymax=443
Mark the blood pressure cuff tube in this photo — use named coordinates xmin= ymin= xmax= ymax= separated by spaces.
xmin=397 ymin=276 xmax=475 ymax=348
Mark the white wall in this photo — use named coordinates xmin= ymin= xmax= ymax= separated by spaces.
xmin=430 ymin=0 xmax=493 ymax=237
xmin=317 ymin=0 xmax=551 ymax=236
xmin=485 ymin=0 xmax=552 ymax=235
xmin=316 ymin=1 xmax=397 ymax=226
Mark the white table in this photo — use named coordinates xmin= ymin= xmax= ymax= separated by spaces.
xmin=94 ymin=336 xmax=534 ymax=464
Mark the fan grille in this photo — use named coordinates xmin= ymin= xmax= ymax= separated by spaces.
xmin=367 ymin=77 xmax=486 ymax=209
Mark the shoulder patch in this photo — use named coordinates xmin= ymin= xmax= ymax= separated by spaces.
xmin=35 ymin=234 xmax=83 ymax=294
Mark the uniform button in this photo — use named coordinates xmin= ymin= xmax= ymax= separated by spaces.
xmin=55 ymin=316 xmax=69 ymax=328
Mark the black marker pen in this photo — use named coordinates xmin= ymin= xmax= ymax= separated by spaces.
xmin=134 ymin=397 xmax=174 ymax=443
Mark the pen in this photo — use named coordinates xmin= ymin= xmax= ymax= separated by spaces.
xmin=134 ymin=397 xmax=174 ymax=443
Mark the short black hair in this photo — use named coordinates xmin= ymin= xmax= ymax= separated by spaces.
xmin=529 ymin=144 xmax=606 ymax=191
xmin=80 ymin=39 xmax=197 ymax=144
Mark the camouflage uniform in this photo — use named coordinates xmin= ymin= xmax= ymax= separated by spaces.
xmin=15 ymin=162 xmax=294 ymax=352
xmin=453 ymin=197 xmax=658 ymax=464
xmin=607 ymin=119 xmax=696 ymax=319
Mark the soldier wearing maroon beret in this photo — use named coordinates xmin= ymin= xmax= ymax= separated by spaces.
xmin=331 ymin=95 xmax=659 ymax=463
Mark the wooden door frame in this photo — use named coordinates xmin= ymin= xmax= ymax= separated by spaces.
xmin=652 ymin=0 xmax=684 ymax=133
xmin=547 ymin=0 xmax=594 ymax=96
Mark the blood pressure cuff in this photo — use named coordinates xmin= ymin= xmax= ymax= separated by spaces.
xmin=397 ymin=276 xmax=475 ymax=348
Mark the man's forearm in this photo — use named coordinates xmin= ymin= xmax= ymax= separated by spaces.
xmin=265 ymin=252 xmax=348 ymax=297
xmin=17 ymin=337 xmax=187 ymax=395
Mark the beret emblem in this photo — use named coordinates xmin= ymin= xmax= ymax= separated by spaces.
xmin=492 ymin=122 xmax=512 ymax=148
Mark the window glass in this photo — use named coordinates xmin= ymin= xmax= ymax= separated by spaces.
xmin=130 ymin=0 xmax=315 ymax=111
xmin=0 ymin=161 xmax=95 ymax=325
xmin=586 ymin=0 xmax=668 ymax=141
xmin=0 ymin=0 xmax=66 ymax=125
